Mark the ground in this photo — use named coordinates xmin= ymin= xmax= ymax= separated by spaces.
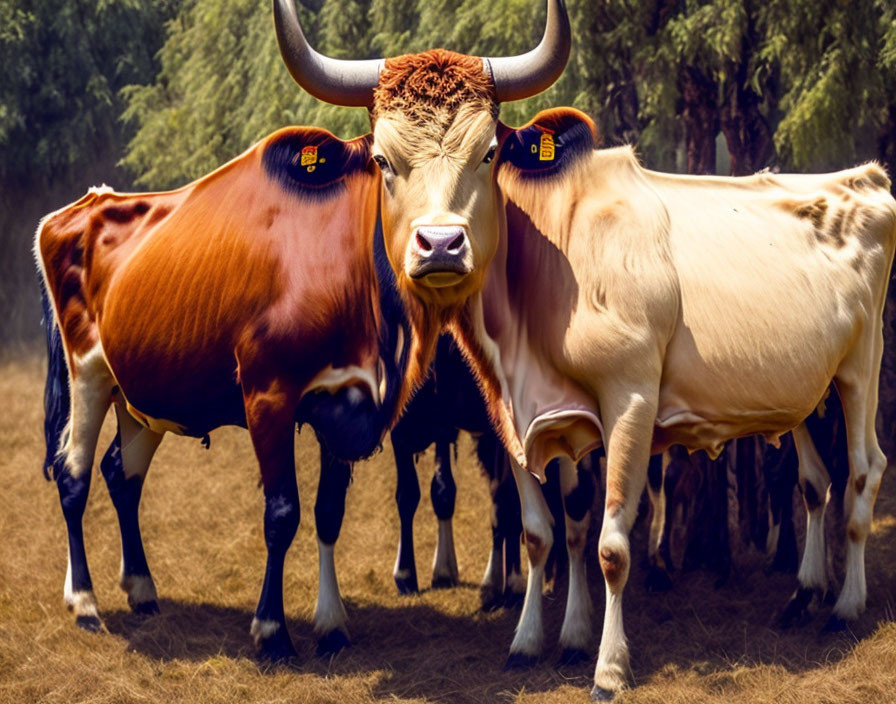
xmin=2 ymin=354 xmax=896 ymax=704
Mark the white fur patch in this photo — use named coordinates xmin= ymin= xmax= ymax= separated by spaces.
xmin=67 ymin=590 xmax=99 ymax=619
xmin=305 ymin=365 xmax=381 ymax=406
xmin=432 ymin=519 xmax=459 ymax=583
xmin=250 ymin=618 xmax=280 ymax=644
xmin=314 ymin=541 xmax=348 ymax=635
xmin=120 ymin=573 xmax=158 ymax=606
xmin=62 ymin=344 xmax=114 ymax=479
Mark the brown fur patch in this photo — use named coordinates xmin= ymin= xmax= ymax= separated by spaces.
xmin=599 ymin=546 xmax=628 ymax=586
xmin=794 ymin=197 xmax=828 ymax=230
xmin=856 ymin=474 xmax=868 ymax=495
xmin=372 ymin=49 xmax=497 ymax=126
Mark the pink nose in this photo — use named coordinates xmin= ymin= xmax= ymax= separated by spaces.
xmin=413 ymin=226 xmax=468 ymax=256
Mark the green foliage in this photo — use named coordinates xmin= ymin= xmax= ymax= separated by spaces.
xmin=0 ymin=0 xmax=177 ymax=188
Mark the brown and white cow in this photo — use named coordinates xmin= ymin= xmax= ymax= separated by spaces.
xmin=36 ymin=127 xmax=422 ymax=659
xmin=272 ymin=0 xmax=896 ymax=696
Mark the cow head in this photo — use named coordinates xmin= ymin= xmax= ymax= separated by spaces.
xmin=273 ymin=0 xmax=570 ymax=309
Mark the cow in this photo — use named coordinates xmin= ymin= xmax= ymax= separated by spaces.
xmin=35 ymin=127 xmax=422 ymax=661
xmin=273 ymin=0 xmax=605 ymax=667
xmin=390 ymin=333 xmax=528 ymax=606
xmin=271 ymin=0 xmax=896 ymax=696
xmin=392 ymin=334 xmax=600 ymax=662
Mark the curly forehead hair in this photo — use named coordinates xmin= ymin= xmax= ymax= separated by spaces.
xmin=372 ymin=49 xmax=498 ymax=125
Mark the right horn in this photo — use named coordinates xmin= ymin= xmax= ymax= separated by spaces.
xmin=484 ymin=0 xmax=571 ymax=103
xmin=273 ymin=0 xmax=382 ymax=107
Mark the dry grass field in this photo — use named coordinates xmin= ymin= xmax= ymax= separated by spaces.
xmin=2 ymin=352 xmax=896 ymax=703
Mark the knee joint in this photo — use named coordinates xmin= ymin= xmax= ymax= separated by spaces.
xmin=524 ymin=529 xmax=551 ymax=565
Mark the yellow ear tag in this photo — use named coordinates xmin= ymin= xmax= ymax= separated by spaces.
xmin=300 ymin=145 xmax=319 ymax=167
xmin=539 ymin=132 xmax=555 ymax=161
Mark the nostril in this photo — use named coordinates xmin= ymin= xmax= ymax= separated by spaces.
xmin=415 ymin=231 xmax=433 ymax=252
xmin=447 ymin=233 xmax=466 ymax=253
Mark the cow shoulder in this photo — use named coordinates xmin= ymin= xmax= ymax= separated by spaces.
xmin=261 ymin=127 xmax=374 ymax=201
xmin=497 ymin=107 xmax=597 ymax=181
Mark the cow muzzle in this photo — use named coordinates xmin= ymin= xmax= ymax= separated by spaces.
xmin=406 ymin=226 xmax=473 ymax=287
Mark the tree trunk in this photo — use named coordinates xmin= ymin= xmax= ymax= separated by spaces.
xmin=679 ymin=66 xmax=718 ymax=175
xmin=720 ymin=63 xmax=775 ymax=175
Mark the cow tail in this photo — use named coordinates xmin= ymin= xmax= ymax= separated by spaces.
xmin=40 ymin=280 xmax=71 ymax=481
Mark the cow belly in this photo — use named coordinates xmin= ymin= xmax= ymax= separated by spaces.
xmin=101 ymin=333 xmax=247 ymax=438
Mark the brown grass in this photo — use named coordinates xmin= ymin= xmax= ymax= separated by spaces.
xmin=2 ymin=353 xmax=896 ymax=703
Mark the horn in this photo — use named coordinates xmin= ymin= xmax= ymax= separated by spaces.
xmin=484 ymin=0 xmax=571 ymax=103
xmin=273 ymin=0 xmax=381 ymax=107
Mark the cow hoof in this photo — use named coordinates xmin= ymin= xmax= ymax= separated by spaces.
xmin=394 ymin=575 xmax=419 ymax=595
xmin=75 ymin=614 xmax=103 ymax=633
xmin=502 ymin=590 xmax=525 ymax=610
xmin=778 ymin=587 xmax=815 ymax=628
xmin=644 ymin=566 xmax=673 ymax=593
xmin=316 ymin=629 xmax=351 ymax=657
xmin=256 ymin=630 xmax=299 ymax=665
xmin=129 ymin=599 xmax=160 ymax=616
xmin=822 ymin=614 xmax=847 ymax=633
xmin=480 ymin=591 xmax=504 ymax=612
xmin=558 ymin=648 xmax=589 ymax=667
xmin=431 ymin=575 xmax=459 ymax=590
xmin=504 ymin=652 xmax=538 ymax=670
xmin=591 ymin=684 xmax=617 ymax=701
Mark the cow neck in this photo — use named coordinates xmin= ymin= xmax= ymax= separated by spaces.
xmin=448 ymin=298 xmax=527 ymax=469
xmin=372 ymin=212 xmax=441 ymax=428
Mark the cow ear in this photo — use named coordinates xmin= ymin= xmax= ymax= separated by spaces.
xmin=496 ymin=108 xmax=597 ymax=180
xmin=262 ymin=127 xmax=375 ymax=201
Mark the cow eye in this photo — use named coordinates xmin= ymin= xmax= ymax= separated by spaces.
xmin=482 ymin=144 xmax=497 ymax=164
xmin=372 ymin=154 xmax=391 ymax=173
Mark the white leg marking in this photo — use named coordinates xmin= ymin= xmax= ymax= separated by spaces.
xmin=68 ymin=590 xmax=100 ymax=620
xmin=481 ymin=543 xmax=502 ymax=592
xmin=509 ymin=459 xmax=552 ymax=658
xmin=593 ymin=523 xmax=630 ymax=692
xmin=558 ymin=458 xmax=593 ymax=652
xmin=120 ymin=574 xmax=158 ymax=607
xmin=64 ymin=553 xmax=73 ymax=606
xmin=250 ymin=618 xmax=281 ymax=645
xmin=646 ymin=480 xmax=665 ymax=562
xmin=835 ymin=537 xmax=868 ymax=620
xmin=793 ymin=423 xmax=830 ymax=592
xmin=314 ymin=540 xmax=348 ymax=636
xmin=594 ymin=583 xmax=626 ymax=691
xmin=63 ymin=345 xmax=113 ymax=479
xmin=432 ymin=519 xmax=459 ymax=584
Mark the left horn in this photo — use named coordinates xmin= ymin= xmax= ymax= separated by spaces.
xmin=273 ymin=0 xmax=381 ymax=107
xmin=483 ymin=0 xmax=571 ymax=102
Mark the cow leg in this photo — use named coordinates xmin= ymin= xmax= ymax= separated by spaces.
xmin=431 ymin=438 xmax=459 ymax=588
xmin=479 ymin=434 xmax=524 ymax=611
xmin=392 ymin=436 xmax=421 ymax=594
xmin=592 ymin=389 xmax=656 ymax=700
xmin=481 ymin=470 xmax=505 ymax=610
xmin=244 ymin=382 xmax=301 ymax=663
xmin=98 ymin=405 xmax=162 ymax=614
xmin=558 ymin=457 xmax=595 ymax=666
xmin=828 ymin=329 xmax=888 ymax=629
xmin=780 ymin=422 xmax=831 ymax=627
xmin=764 ymin=439 xmax=799 ymax=574
xmin=644 ymin=453 xmax=672 ymax=592
xmin=56 ymin=346 xmax=114 ymax=632
xmin=500 ymin=470 xmax=526 ymax=608
xmin=506 ymin=458 xmax=553 ymax=668
xmin=313 ymin=447 xmax=352 ymax=656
